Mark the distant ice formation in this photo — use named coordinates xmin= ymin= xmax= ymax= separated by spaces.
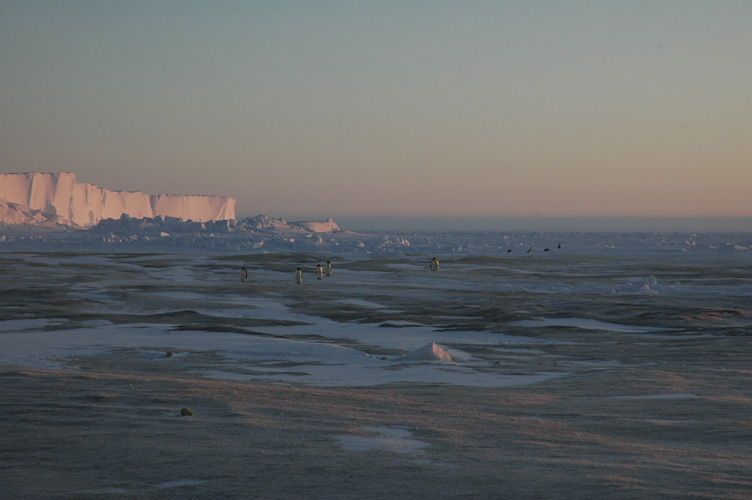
xmin=295 ymin=218 xmax=340 ymax=233
xmin=0 ymin=172 xmax=235 ymax=227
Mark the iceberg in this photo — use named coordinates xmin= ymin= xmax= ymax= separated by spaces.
xmin=0 ymin=172 xmax=235 ymax=227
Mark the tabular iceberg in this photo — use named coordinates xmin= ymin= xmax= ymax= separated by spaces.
xmin=0 ymin=172 xmax=235 ymax=227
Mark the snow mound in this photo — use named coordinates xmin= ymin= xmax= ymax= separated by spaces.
xmin=235 ymin=215 xmax=340 ymax=233
xmin=400 ymin=343 xmax=454 ymax=362
xmin=241 ymin=214 xmax=294 ymax=231
xmin=292 ymin=217 xmax=340 ymax=233
xmin=0 ymin=172 xmax=235 ymax=227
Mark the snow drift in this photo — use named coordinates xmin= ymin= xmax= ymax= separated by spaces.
xmin=0 ymin=172 xmax=235 ymax=227
xmin=400 ymin=343 xmax=455 ymax=362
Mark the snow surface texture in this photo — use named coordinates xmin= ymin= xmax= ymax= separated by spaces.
xmin=334 ymin=426 xmax=431 ymax=454
xmin=0 ymin=172 xmax=235 ymax=226
xmin=2 ymin=241 xmax=751 ymax=387
xmin=2 ymin=233 xmax=751 ymax=499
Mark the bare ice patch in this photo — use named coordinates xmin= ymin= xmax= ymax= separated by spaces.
xmin=334 ymin=426 xmax=430 ymax=454
xmin=509 ymin=317 xmax=676 ymax=333
xmin=0 ymin=318 xmax=54 ymax=332
xmin=157 ymin=479 xmax=208 ymax=489
xmin=338 ymin=298 xmax=385 ymax=309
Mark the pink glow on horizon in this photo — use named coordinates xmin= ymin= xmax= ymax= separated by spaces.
xmin=1 ymin=2 xmax=750 ymax=223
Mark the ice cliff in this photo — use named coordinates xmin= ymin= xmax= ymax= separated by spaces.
xmin=0 ymin=172 xmax=235 ymax=227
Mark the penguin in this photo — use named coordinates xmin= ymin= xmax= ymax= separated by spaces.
xmin=316 ymin=264 xmax=324 ymax=280
xmin=325 ymin=260 xmax=332 ymax=277
xmin=429 ymin=257 xmax=439 ymax=272
xmin=295 ymin=267 xmax=303 ymax=284
xmin=240 ymin=266 xmax=248 ymax=283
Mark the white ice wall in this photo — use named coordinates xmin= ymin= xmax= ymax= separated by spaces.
xmin=0 ymin=172 xmax=77 ymax=216
xmin=0 ymin=172 xmax=235 ymax=226
xmin=152 ymin=194 xmax=236 ymax=222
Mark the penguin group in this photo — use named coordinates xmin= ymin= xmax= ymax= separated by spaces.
xmin=242 ymin=257 xmax=445 ymax=284
xmin=238 ymin=260 xmax=334 ymax=285
xmin=507 ymin=242 xmax=562 ymax=254
xmin=294 ymin=260 xmax=333 ymax=284
xmin=240 ymin=245 xmax=563 ymax=285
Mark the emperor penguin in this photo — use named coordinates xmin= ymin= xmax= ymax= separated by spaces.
xmin=325 ymin=260 xmax=332 ymax=276
xmin=295 ymin=267 xmax=303 ymax=284
xmin=430 ymin=257 xmax=439 ymax=272
xmin=240 ymin=266 xmax=248 ymax=283
xmin=316 ymin=264 xmax=324 ymax=280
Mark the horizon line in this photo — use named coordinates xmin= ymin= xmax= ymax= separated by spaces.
xmin=271 ymin=215 xmax=752 ymax=233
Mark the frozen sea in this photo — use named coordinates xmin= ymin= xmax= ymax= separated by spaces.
xmin=1 ymin=229 xmax=750 ymax=386
xmin=2 ymin=229 xmax=751 ymax=499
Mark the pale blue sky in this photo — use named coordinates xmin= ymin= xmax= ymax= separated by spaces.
xmin=1 ymin=1 xmax=750 ymax=223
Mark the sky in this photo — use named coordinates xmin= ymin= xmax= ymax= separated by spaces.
xmin=1 ymin=1 xmax=750 ymax=229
